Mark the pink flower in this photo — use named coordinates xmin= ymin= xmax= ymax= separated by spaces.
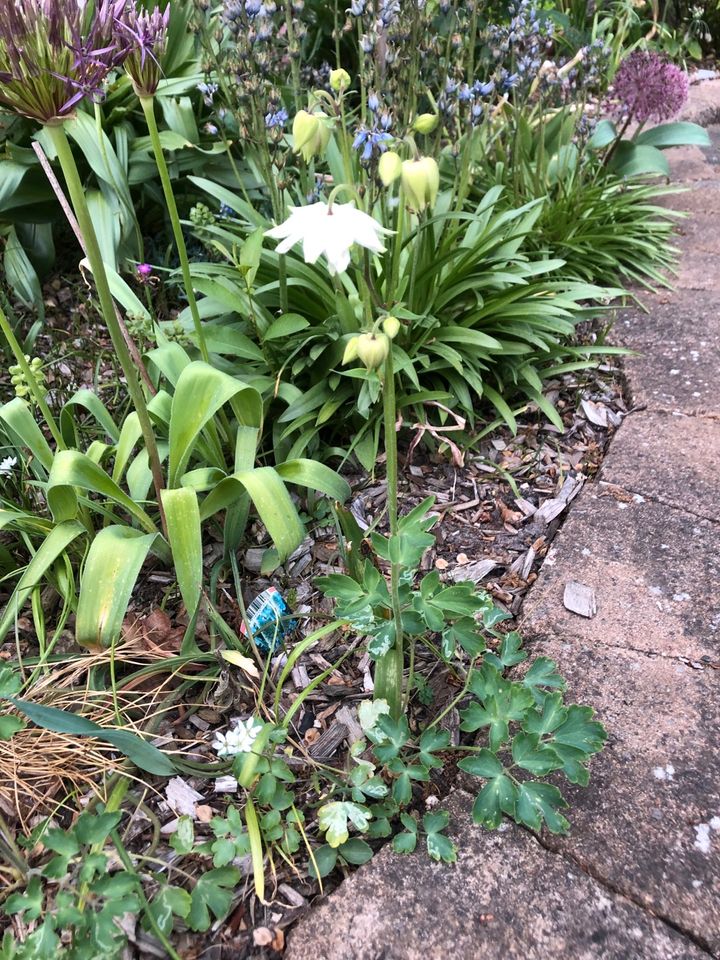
xmin=612 ymin=51 xmax=689 ymax=124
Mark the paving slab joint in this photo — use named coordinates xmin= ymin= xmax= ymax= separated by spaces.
xmin=530 ymin=832 xmax=718 ymax=958
xmin=595 ymin=478 xmax=720 ymax=528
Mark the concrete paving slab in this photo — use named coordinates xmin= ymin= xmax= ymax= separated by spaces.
xmin=286 ymin=791 xmax=711 ymax=960
xmin=523 ymin=638 xmax=720 ymax=955
xmin=600 ymin=410 xmax=720 ymax=523
xmin=614 ymin=292 xmax=720 ymax=414
xmin=521 ymin=491 xmax=720 ymax=660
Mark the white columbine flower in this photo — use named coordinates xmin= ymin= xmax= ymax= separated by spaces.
xmin=265 ymin=202 xmax=391 ymax=275
xmin=212 ymin=718 xmax=263 ymax=758
xmin=0 ymin=456 xmax=17 ymax=477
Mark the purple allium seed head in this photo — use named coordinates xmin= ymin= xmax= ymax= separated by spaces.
xmin=0 ymin=0 xmax=126 ymax=123
xmin=612 ymin=51 xmax=689 ymax=123
xmin=115 ymin=3 xmax=170 ymax=97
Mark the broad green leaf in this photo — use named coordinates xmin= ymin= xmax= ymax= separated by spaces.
xmin=275 ymin=459 xmax=351 ymax=502
xmin=516 ymin=782 xmax=570 ymax=834
xmin=199 ymin=466 xmax=305 ymax=561
xmin=263 ymin=313 xmax=310 ymax=340
xmin=0 ymin=397 xmax=54 ymax=471
xmin=74 ymin=811 xmax=122 ymax=845
xmin=635 ymin=122 xmax=710 ymax=149
xmin=161 ymin=488 xmax=202 ymax=617
xmin=0 ymin=521 xmax=85 ymax=642
xmin=5 ymin=697 xmax=176 ymax=776
xmin=525 ymin=692 xmax=568 ymax=736
xmin=609 ymin=142 xmax=670 ymax=178
xmin=523 ymin=657 xmax=566 ymax=702
xmin=167 ymin=362 xmax=262 ymax=487
xmin=76 ymin=526 xmax=160 ymax=648
xmin=47 ymin=450 xmax=157 ymax=533
xmin=60 ymin=390 xmax=120 ymax=444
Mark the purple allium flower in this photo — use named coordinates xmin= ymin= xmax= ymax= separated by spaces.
xmin=136 ymin=262 xmax=153 ymax=278
xmin=115 ymin=3 xmax=170 ymax=97
xmin=0 ymin=0 xmax=126 ymax=123
xmin=612 ymin=51 xmax=689 ymax=123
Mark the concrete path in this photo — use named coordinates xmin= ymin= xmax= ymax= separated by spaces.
xmin=286 ymin=84 xmax=720 ymax=960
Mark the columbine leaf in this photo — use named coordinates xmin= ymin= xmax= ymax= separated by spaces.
xmin=426 ymin=831 xmax=457 ymax=864
xmin=338 ymin=838 xmax=373 ymax=865
xmin=552 ymin=742 xmax=591 ymax=786
xmin=0 ymin=715 xmax=24 ymax=739
xmin=523 ymin=657 xmax=566 ymax=703
xmin=308 ymin=844 xmax=338 ymax=879
xmin=146 ymin=886 xmax=191 ymax=938
xmin=371 ymin=714 xmax=410 ymax=761
xmin=423 ymin=810 xmax=450 ymax=835
xmin=367 ymin=620 xmax=396 ymax=659
xmin=486 ymin=631 xmax=526 ymax=668
xmin=472 ymin=775 xmax=517 ymax=828
xmin=511 ymin=733 xmax=564 ymax=776
xmin=516 ymin=782 xmax=570 ymax=834
xmin=187 ymin=868 xmax=240 ymax=932
xmin=317 ymin=802 xmax=371 ymax=848
xmin=524 ymin=691 xmax=568 ymax=736
xmin=553 ymin=705 xmax=607 ymax=755
xmin=457 ymin=749 xmax=504 ymax=779
xmin=392 ymin=831 xmax=418 ymax=854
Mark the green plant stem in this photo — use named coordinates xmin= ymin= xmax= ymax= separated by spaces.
xmin=0 ymin=811 xmax=27 ymax=876
xmin=44 ymin=123 xmax=166 ymax=528
xmin=138 ymin=95 xmax=210 ymax=364
xmin=373 ymin=347 xmax=404 ymax=719
xmin=0 ymin=303 xmax=64 ymax=449
xmin=110 ymin=829 xmax=183 ymax=960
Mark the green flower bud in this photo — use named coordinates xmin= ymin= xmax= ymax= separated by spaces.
xmin=329 ymin=68 xmax=351 ymax=92
xmin=378 ymin=150 xmax=403 ymax=187
xmin=382 ymin=316 xmax=401 ymax=339
xmin=401 ymin=157 xmax=440 ymax=212
xmin=293 ymin=109 xmax=330 ymax=162
xmin=342 ymin=336 xmax=361 ymax=365
xmin=413 ymin=113 xmax=439 ymax=134
xmin=356 ymin=332 xmax=389 ymax=371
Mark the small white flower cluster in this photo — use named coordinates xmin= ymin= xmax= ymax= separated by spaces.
xmin=212 ymin=717 xmax=263 ymax=758
xmin=0 ymin=456 xmax=17 ymax=477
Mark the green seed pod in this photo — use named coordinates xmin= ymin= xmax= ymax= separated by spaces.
xmin=382 ymin=316 xmax=401 ymax=339
xmin=413 ymin=113 xmax=439 ymax=134
xmin=330 ymin=68 xmax=351 ymax=92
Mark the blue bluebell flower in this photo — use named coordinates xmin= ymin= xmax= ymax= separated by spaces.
xmin=353 ymin=126 xmax=393 ymax=162
xmin=265 ymin=106 xmax=288 ymax=128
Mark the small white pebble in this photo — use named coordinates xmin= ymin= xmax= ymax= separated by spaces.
xmin=694 ymin=824 xmax=712 ymax=854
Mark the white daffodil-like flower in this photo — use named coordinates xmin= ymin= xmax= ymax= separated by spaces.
xmin=265 ymin=202 xmax=391 ymax=275
xmin=0 ymin=456 xmax=17 ymax=477
xmin=212 ymin=718 xmax=263 ymax=758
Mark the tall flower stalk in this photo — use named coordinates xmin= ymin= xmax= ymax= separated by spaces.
xmin=45 ymin=121 xmax=166 ymax=518
xmin=0 ymin=0 xmax=166 ymax=519
xmin=116 ymin=2 xmax=210 ymax=363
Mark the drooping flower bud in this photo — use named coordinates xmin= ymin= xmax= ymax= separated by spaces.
xmin=330 ymin=68 xmax=352 ymax=93
xmin=401 ymin=157 xmax=440 ymax=212
xmin=293 ymin=109 xmax=331 ymax=162
xmin=356 ymin=333 xmax=389 ymax=371
xmin=378 ymin=150 xmax=403 ymax=186
xmin=382 ymin=316 xmax=401 ymax=339
xmin=342 ymin=336 xmax=361 ymax=365
xmin=413 ymin=113 xmax=439 ymax=134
